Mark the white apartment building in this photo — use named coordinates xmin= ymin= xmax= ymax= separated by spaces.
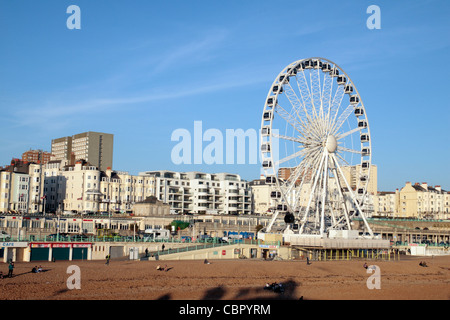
xmin=249 ymin=178 xmax=272 ymax=215
xmin=98 ymin=168 xmax=156 ymax=213
xmin=28 ymin=163 xmax=45 ymax=213
xmin=373 ymin=191 xmax=398 ymax=217
xmin=398 ymin=182 xmax=449 ymax=219
xmin=139 ymin=170 xmax=252 ymax=215
xmin=0 ymin=170 xmax=11 ymax=213
xmin=0 ymin=161 xmax=45 ymax=214
xmin=44 ymin=160 xmax=156 ymax=214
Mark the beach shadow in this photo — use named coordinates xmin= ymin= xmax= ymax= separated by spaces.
xmin=201 ymin=285 xmax=226 ymax=300
xmin=233 ymin=279 xmax=300 ymax=300
xmin=157 ymin=293 xmax=172 ymax=300
xmin=153 ymin=279 xmax=306 ymax=301
xmin=54 ymin=288 xmax=69 ymax=296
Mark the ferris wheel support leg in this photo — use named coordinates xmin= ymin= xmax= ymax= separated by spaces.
xmin=331 ymin=166 xmax=351 ymax=230
xmin=319 ymin=151 xmax=329 ymax=235
xmin=266 ymin=210 xmax=280 ymax=233
xmin=331 ymin=154 xmax=374 ymax=237
xmin=299 ymin=152 xmax=326 ymax=234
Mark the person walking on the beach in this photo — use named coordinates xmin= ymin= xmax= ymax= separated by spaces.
xmin=145 ymin=248 xmax=148 ymax=257
xmin=8 ymin=262 xmax=14 ymax=278
xmin=162 ymin=244 xmax=165 ymax=252
xmin=105 ymin=254 xmax=110 ymax=265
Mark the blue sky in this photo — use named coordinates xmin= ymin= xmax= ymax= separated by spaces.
xmin=0 ymin=0 xmax=449 ymax=191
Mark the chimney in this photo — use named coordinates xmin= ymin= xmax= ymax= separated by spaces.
xmin=421 ymin=182 xmax=428 ymax=190
xmin=435 ymin=185 xmax=441 ymax=192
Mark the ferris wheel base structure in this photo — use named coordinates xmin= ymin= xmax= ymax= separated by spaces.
xmin=257 ymin=228 xmax=390 ymax=249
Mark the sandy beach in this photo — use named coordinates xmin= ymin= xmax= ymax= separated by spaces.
xmin=0 ymin=256 xmax=449 ymax=301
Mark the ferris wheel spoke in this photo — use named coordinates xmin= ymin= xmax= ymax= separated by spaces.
xmin=271 ymin=133 xmax=305 ymax=145
xmin=293 ymin=76 xmax=324 ymax=138
xmin=283 ymin=81 xmax=313 ymax=128
xmin=327 ymin=84 xmax=345 ymax=133
xmin=321 ymin=72 xmax=334 ymax=123
xmin=310 ymin=67 xmax=322 ymax=120
xmin=331 ymin=104 xmax=356 ymax=134
xmin=285 ymin=148 xmax=322 ymax=199
xmin=288 ymin=148 xmax=323 ymax=218
xmin=335 ymin=152 xmax=351 ymax=166
xmin=274 ymin=104 xmax=305 ymax=135
xmin=285 ymin=147 xmax=319 ymax=183
xmin=336 ymin=126 xmax=360 ymax=140
xmin=275 ymin=148 xmax=307 ymax=166
xmin=295 ymin=72 xmax=318 ymax=121
xmin=338 ymin=146 xmax=362 ymax=155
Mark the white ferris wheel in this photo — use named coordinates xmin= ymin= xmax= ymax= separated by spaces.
xmin=260 ymin=57 xmax=374 ymax=237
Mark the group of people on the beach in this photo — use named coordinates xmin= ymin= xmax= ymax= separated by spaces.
xmin=1 ymin=261 xmax=46 ymax=279
xmin=264 ymin=282 xmax=285 ymax=294
xmin=419 ymin=261 xmax=428 ymax=267
xmin=156 ymin=264 xmax=171 ymax=272
xmin=31 ymin=265 xmax=43 ymax=273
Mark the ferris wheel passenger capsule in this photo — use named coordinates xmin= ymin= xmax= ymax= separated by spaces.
xmin=261 ymin=144 xmax=271 ymax=152
xmin=304 ymin=59 xmax=313 ymax=69
xmin=279 ymin=75 xmax=290 ymax=83
xmin=263 ymin=111 xmax=273 ymax=121
xmin=330 ymin=67 xmax=339 ymax=77
xmin=261 ymin=126 xmax=271 ymax=136
xmin=337 ymin=75 xmax=347 ymax=85
xmin=267 ymin=97 xmax=276 ymax=107
xmin=322 ymin=63 xmax=331 ymax=72
xmin=358 ymin=120 xmax=368 ymax=128
xmin=362 ymin=161 xmax=370 ymax=169
xmin=344 ymin=84 xmax=353 ymax=94
xmin=350 ymin=95 xmax=360 ymax=104
xmin=313 ymin=60 xmax=323 ymax=69
xmin=270 ymin=191 xmax=281 ymax=198
xmin=360 ymin=134 xmax=370 ymax=142
xmin=262 ymin=160 xmax=272 ymax=168
xmin=354 ymin=107 xmax=364 ymax=116
xmin=286 ymin=67 xmax=297 ymax=76
xmin=265 ymin=176 xmax=276 ymax=184
xmin=296 ymin=62 xmax=305 ymax=71
xmin=272 ymin=85 xmax=283 ymax=94
xmin=362 ymin=148 xmax=371 ymax=156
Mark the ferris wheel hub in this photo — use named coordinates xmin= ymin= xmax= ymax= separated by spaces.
xmin=325 ymin=135 xmax=337 ymax=153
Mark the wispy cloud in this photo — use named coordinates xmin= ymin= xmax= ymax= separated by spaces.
xmin=152 ymin=29 xmax=229 ymax=74
xmin=6 ymin=65 xmax=266 ymax=131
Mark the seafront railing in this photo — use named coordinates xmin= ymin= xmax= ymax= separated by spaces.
xmin=1 ymin=234 xmax=280 ymax=246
